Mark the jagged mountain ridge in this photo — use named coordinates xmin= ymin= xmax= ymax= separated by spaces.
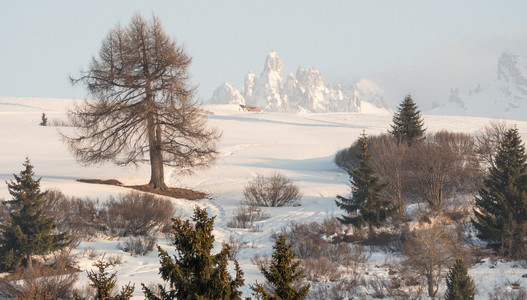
xmin=434 ymin=51 xmax=527 ymax=121
xmin=208 ymin=52 xmax=386 ymax=113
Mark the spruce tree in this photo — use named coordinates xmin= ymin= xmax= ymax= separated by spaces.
xmin=390 ymin=94 xmax=426 ymax=146
xmin=143 ymin=206 xmax=244 ymax=300
xmin=444 ymin=258 xmax=475 ymax=300
xmin=335 ymin=133 xmax=396 ymax=237
xmin=472 ymin=128 xmax=527 ymax=256
xmin=40 ymin=112 xmax=48 ymax=126
xmin=251 ymin=234 xmax=310 ymax=300
xmin=74 ymin=260 xmax=134 ymax=300
xmin=0 ymin=158 xmax=71 ymax=270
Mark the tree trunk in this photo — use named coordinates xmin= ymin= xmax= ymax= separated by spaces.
xmin=149 ymin=144 xmax=167 ymax=190
xmin=145 ymin=93 xmax=168 ymax=191
xmin=26 ymin=253 xmax=32 ymax=269
xmin=427 ymin=272 xmax=436 ymax=297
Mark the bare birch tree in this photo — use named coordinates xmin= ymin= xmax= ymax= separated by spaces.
xmin=65 ymin=13 xmax=220 ymax=190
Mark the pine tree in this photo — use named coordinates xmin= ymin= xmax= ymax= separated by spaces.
xmin=444 ymin=258 xmax=476 ymax=300
xmin=390 ymin=94 xmax=426 ymax=146
xmin=251 ymin=234 xmax=310 ymax=300
xmin=0 ymin=158 xmax=71 ymax=270
xmin=142 ymin=206 xmax=244 ymax=300
xmin=472 ymin=128 xmax=527 ymax=257
xmin=335 ymin=133 xmax=396 ymax=237
xmin=39 ymin=112 xmax=48 ymax=126
xmin=74 ymin=260 xmax=134 ymax=300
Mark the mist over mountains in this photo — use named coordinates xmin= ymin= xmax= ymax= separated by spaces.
xmin=209 ymin=51 xmax=527 ymax=121
xmin=430 ymin=51 xmax=527 ymax=121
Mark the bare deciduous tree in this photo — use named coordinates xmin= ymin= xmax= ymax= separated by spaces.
xmin=476 ymin=119 xmax=511 ymax=171
xmin=65 ymin=14 xmax=220 ymax=190
xmin=403 ymin=224 xmax=456 ymax=298
xmin=410 ymin=131 xmax=480 ymax=211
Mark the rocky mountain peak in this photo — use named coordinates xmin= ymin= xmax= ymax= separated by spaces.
xmin=209 ymin=52 xmax=386 ymax=113
xmin=263 ymin=51 xmax=284 ymax=79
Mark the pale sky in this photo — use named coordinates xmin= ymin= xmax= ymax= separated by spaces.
xmin=2 ymin=1 xmax=527 ymax=108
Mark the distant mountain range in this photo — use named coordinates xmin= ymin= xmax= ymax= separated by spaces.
xmin=208 ymin=51 xmax=527 ymax=121
xmin=208 ymin=52 xmax=387 ymax=113
xmin=429 ymin=51 xmax=527 ymax=121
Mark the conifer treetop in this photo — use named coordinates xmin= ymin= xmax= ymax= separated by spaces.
xmin=390 ymin=94 xmax=426 ymax=146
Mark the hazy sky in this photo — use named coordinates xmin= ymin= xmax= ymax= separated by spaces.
xmin=2 ymin=1 xmax=527 ymax=108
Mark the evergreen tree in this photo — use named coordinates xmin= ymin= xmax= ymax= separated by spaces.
xmin=74 ymin=260 xmax=134 ymax=300
xmin=390 ymin=94 xmax=426 ymax=146
xmin=40 ymin=112 xmax=48 ymax=126
xmin=335 ymin=133 xmax=396 ymax=237
xmin=444 ymin=258 xmax=476 ymax=300
xmin=0 ymin=158 xmax=71 ymax=270
xmin=472 ymin=128 xmax=527 ymax=256
xmin=143 ymin=206 xmax=244 ymax=300
xmin=251 ymin=234 xmax=310 ymax=300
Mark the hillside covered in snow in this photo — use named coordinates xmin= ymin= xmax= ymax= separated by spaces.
xmin=2 ymin=97 xmax=527 ymax=299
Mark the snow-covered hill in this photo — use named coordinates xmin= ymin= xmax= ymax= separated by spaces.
xmin=209 ymin=52 xmax=388 ymax=113
xmin=1 ymin=97 xmax=527 ymax=298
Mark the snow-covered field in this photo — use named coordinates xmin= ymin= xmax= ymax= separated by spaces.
xmin=1 ymin=97 xmax=527 ymax=299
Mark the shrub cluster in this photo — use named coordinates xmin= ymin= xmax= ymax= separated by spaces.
xmin=243 ymin=172 xmax=301 ymax=207
xmin=44 ymin=189 xmax=175 ymax=243
xmin=335 ymin=131 xmax=482 ymax=213
xmin=227 ymin=205 xmax=270 ymax=230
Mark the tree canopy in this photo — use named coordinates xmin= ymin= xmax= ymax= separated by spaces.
xmin=472 ymin=127 xmax=527 ymax=257
xmin=390 ymin=94 xmax=425 ymax=146
xmin=0 ymin=158 xmax=71 ymax=270
xmin=67 ymin=13 xmax=220 ymax=190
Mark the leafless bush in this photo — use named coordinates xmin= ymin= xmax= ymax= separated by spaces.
xmin=223 ymin=235 xmax=248 ymax=261
xmin=107 ymin=254 xmax=124 ymax=266
xmin=117 ymin=236 xmax=156 ymax=256
xmin=243 ymin=172 xmax=302 ymax=207
xmin=0 ymin=265 xmax=78 ymax=299
xmin=251 ymin=253 xmax=271 ymax=271
xmin=403 ymin=223 xmax=457 ymax=298
xmin=83 ymin=247 xmax=98 ymax=260
xmin=489 ymin=280 xmax=527 ymax=300
xmin=302 ymin=258 xmax=341 ymax=282
xmin=307 ymin=279 xmax=363 ymax=300
xmin=105 ymin=191 xmax=175 ymax=237
xmin=48 ymin=118 xmax=71 ymax=127
xmin=275 ymin=220 xmax=370 ymax=265
xmin=44 ymin=189 xmax=102 ymax=240
xmin=227 ymin=205 xmax=270 ymax=229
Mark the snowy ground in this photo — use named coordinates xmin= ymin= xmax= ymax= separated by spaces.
xmin=1 ymin=97 xmax=527 ymax=299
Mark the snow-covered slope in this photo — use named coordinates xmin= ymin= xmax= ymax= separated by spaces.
xmin=209 ymin=52 xmax=388 ymax=113
xmin=430 ymin=52 xmax=527 ymax=121
xmin=1 ymin=97 xmax=527 ymax=299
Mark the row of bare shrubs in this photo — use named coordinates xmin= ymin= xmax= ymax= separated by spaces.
xmin=40 ymin=189 xmax=175 ymax=242
xmin=0 ymin=189 xmax=177 ymax=257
